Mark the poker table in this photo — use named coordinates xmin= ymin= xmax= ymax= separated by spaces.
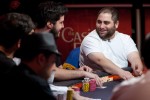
xmin=80 ymin=79 xmax=122 ymax=100
xmin=53 ymin=75 xmax=123 ymax=100
xmin=53 ymin=67 xmax=132 ymax=100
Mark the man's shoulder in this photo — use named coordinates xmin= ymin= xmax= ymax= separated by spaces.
xmin=84 ymin=29 xmax=99 ymax=40
xmin=111 ymin=74 xmax=150 ymax=100
xmin=116 ymin=31 xmax=131 ymax=40
xmin=116 ymin=31 xmax=130 ymax=36
xmin=88 ymin=29 xmax=97 ymax=35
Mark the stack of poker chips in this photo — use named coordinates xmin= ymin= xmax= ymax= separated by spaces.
xmin=89 ymin=79 xmax=96 ymax=91
xmin=66 ymin=89 xmax=73 ymax=100
xmin=82 ymin=78 xmax=90 ymax=92
xmin=82 ymin=78 xmax=97 ymax=92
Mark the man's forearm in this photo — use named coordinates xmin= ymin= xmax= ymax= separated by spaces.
xmin=128 ymin=52 xmax=143 ymax=70
xmin=96 ymin=58 xmax=134 ymax=79
xmin=97 ymin=58 xmax=124 ymax=75
xmin=88 ymin=53 xmax=123 ymax=76
xmin=54 ymin=67 xmax=85 ymax=81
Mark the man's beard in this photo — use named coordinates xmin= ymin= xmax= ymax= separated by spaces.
xmin=49 ymin=28 xmax=59 ymax=39
xmin=98 ymin=27 xmax=116 ymax=41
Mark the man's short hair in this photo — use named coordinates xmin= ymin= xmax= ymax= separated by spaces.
xmin=0 ymin=12 xmax=35 ymax=49
xmin=34 ymin=1 xmax=68 ymax=28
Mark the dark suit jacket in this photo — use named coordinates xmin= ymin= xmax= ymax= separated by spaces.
xmin=2 ymin=63 xmax=56 ymax=100
xmin=0 ymin=51 xmax=16 ymax=75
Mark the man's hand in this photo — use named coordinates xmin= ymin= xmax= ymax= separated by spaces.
xmin=73 ymin=89 xmax=93 ymax=100
xmin=133 ymin=65 xmax=143 ymax=76
xmin=78 ymin=65 xmax=93 ymax=72
xmin=118 ymin=70 xmax=134 ymax=80
xmin=84 ymin=72 xmax=103 ymax=87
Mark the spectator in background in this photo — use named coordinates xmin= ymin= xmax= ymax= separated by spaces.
xmin=0 ymin=12 xmax=34 ymax=75
xmin=0 ymin=12 xmax=35 ymax=99
xmin=111 ymin=34 xmax=150 ymax=100
xmin=79 ymin=7 xmax=143 ymax=80
xmin=31 ymin=0 xmax=103 ymax=87
xmin=0 ymin=0 xmax=23 ymax=15
xmin=9 ymin=0 xmax=21 ymax=11
xmin=0 ymin=0 xmax=39 ymax=15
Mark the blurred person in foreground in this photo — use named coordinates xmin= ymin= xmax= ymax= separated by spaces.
xmin=12 ymin=33 xmax=92 ymax=100
xmin=111 ymin=34 xmax=150 ymax=100
xmin=6 ymin=33 xmax=57 ymax=99
xmin=79 ymin=7 xmax=143 ymax=80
